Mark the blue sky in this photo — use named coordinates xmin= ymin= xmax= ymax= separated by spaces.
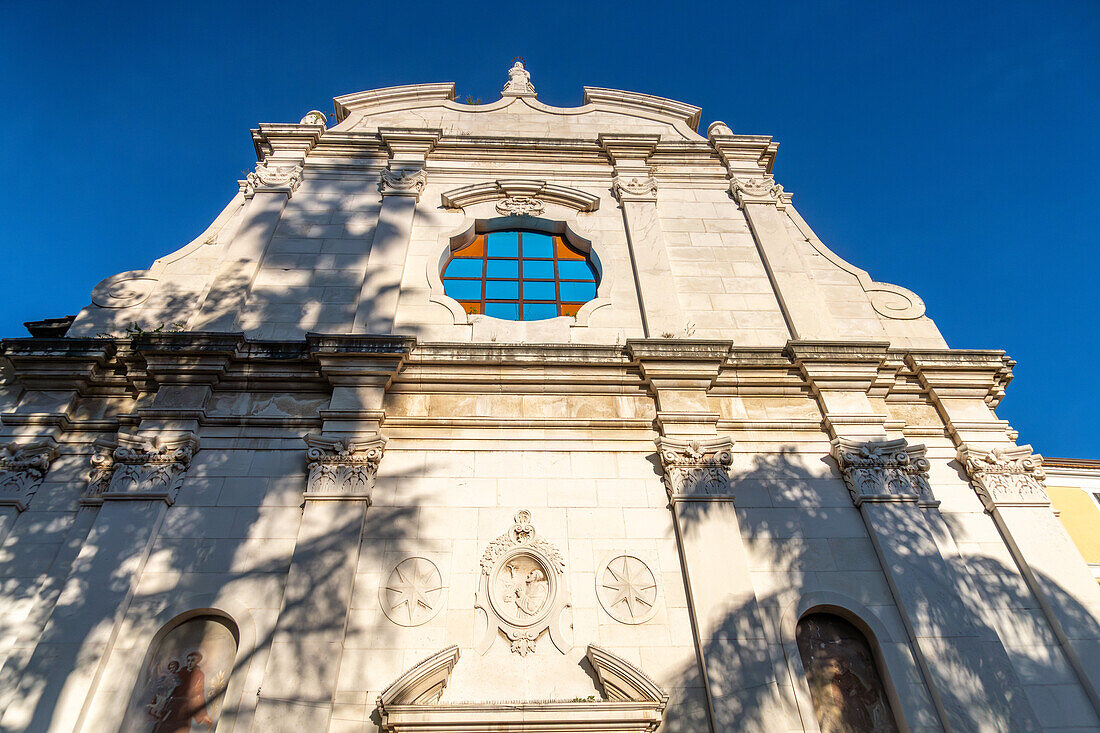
xmin=1 ymin=1 xmax=1097 ymax=456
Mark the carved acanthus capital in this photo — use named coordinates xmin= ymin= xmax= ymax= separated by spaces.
xmin=0 ymin=439 xmax=59 ymax=511
xmin=241 ymin=162 xmax=304 ymax=199
xmin=655 ymin=436 xmax=734 ymax=497
xmin=85 ymin=433 xmax=199 ymax=505
xmin=304 ymin=433 xmax=386 ymax=500
xmin=496 ymin=196 xmax=545 ymax=216
xmin=379 ymin=168 xmax=427 ymax=201
xmin=959 ymin=444 xmax=1049 ymax=510
xmin=729 ymin=175 xmax=791 ymax=209
xmin=612 ymin=176 xmax=659 ymax=204
xmin=832 ymin=438 xmax=935 ymax=506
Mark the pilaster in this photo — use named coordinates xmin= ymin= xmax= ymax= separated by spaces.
xmin=600 ymin=134 xmax=685 ymax=338
xmin=633 ymin=339 xmax=793 ymax=732
xmin=353 ymin=128 xmax=442 ymax=333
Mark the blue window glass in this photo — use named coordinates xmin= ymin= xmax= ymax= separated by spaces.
xmin=522 ymin=259 xmax=555 ymax=279
xmin=523 ymin=280 xmax=557 ymax=300
xmin=558 ymin=260 xmax=595 ymax=280
xmin=442 ymin=230 xmax=601 ymax=321
xmin=484 ymin=302 xmax=519 ymax=319
xmin=487 ymin=231 xmax=520 ymax=257
xmin=523 ymin=303 xmax=560 ymax=320
xmin=559 ymin=280 xmax=597 ymax=301
xmin=486 ymin=259 xmax=519 ymax=278
xmin=444 ymin=258 xmax=483 ymax=278
xmin=522 ymin=232 xmax=554 ymax=259
xmin=485 ymin=280 xmax=519 ymax=300
xmin=442 ymin=279 xmax=482 ymax=300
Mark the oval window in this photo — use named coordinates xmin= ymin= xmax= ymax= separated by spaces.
xmin=442 ymin=230 xmax=599 ymax=321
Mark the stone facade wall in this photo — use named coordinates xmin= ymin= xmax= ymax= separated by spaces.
xmin=1 ymin=69 xmax=1099 ymax=733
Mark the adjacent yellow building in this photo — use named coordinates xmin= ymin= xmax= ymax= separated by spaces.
xmin=1047 ymin=458 xmax=1100 ymax=583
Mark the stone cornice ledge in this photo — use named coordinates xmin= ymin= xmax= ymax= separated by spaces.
xmin=905 ymin=350 xmax=1014 ymax=406
xmin=1 ymin=338 xmax=115 ymax=392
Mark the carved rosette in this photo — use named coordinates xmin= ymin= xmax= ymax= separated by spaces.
xmin=496 ymin=196 xmax=545 ymax=216
xmin=476 ymin=510 xmax=571 ymax=656
xmin=832 ymin=438 xmax=935 ymax=506
xmin=612 ymin=176 xmax=659 ymax=204
xmin=84 ymin=433 xmax=199 ymax=505
xmin=241 ymin=162 xmax=304 ymax=199
xmin=655 ymin=437 xmax=734 ymax=497
xmin=729 ymin=175 xmax=791 ymax=209
xmin=304 ymin=433 xmax=385 ymax=500
xmin=379 ymin=168 xmax=427 ymax=201
xmin=959 ymin=445 xmax=1049 ymax=510
xmin=0 ymin=440 xmax=59 ymax=511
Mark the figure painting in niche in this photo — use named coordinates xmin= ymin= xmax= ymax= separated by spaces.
xmin=796 ymin=613 xmax=899 ymax=733
xmin=120 ymin=615 xmax=237 ymax=733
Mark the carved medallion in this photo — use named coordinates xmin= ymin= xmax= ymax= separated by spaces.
xmin=476 ymin=510 xmax=571 ymax=656
xmin=380 ymin=557 xmax=445 ymax=627
xmin=597 ymin=555 xmax=658 ymax=625
xmin=496 ymin=196 xmax=545 ymax=216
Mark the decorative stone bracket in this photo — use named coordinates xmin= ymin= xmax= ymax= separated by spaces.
xmin=85 ymin=433 xmax=199 ymax=505
xmin=240 ymin=162 xmax=303 ymax=199
xmin=831 ymin=437 xmax=936 ymax=507
xmin=729 ymin=175 xmax=792 ymax=209
xmin=0 ymin=439 xmax=59 ymax=511
xmin=304 ymin=433 xmax=386 ymax=501
xmin=654 ymin=436 xmax=734 ymax=498
xmin=476 ymin=510 xmax=571 ymax=656
xmin=958 ymin=444 xmax=1049 ymax=510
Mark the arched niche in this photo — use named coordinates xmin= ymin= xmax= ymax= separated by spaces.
xmin=796 ymin=612 xmax=900 ymax=732
xmin=118 ymin=612 xmax=239 ymax=733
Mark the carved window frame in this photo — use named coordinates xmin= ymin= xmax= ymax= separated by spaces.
xmin=428 ymin=215 xmax=612 ymax=332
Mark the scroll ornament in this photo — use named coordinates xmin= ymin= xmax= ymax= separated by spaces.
xmin=832 ymin=438 xmax=935 ymax=506
xmin=612 ymin=176 xmax=659 ymax=203
xmin=86 ymin=434 xmax=199 ymax=505
xmin=496 ymin=196 xmax=545 ymax=216
xmin=476 ymin=510 xmax=571 ymax=656
xmin=242 ymin=162 xmax=304 ymax=198
xmin=655 ymin=437 xmax=734 ymax=497
xmin=729 ymin=175 xmax=791 ymax=208
xmin=304 ymin=433 xmax=386 ymax=499
xmin=959 ymin=445 xmax=1049 ymax=510
xmin=0 ymin=440 xmax=59 ymax=511
xmin=379 ymin=168 xmax=428 ymax=201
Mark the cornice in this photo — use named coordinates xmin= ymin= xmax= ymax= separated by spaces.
xmin=333 ymin=82 xmax=456 ymax=122
xmin=1 ymin=339 xmax=115 ymax=392
xmin=905 ymin=350 xmax=1014 ymax=406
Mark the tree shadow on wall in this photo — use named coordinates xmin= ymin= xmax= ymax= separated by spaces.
xmin=660 ymin=446 xmax=1100 ymax=732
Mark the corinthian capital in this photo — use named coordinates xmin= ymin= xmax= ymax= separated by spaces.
xmin=832 ymin=438 xmax=935 ymax=506
xmin=304 ymin=433 xmax=386 ymax=500
xmin=241 ymin=162 xmax=304 ymax=199
xmin=379 ymin=168 xmax=427 ymax=201
xmin=0 ymin=439 xmax=59 ymax=511
xmin=85 ymin=433 xmax=199 ymax=505
xmin=612 ymin=176 xmax=659 ymax=204
xmin=729 ymin=175 xmax=791 ymax=209
xmin=655 ymin=436 xmax=734 ymax=497
xmin=958 ymin=444 xmax=1049 ymax=510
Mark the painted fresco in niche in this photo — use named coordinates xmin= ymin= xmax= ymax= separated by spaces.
xmin=796 ymin=613 xmax=899 ymax=733
xmin=120 ymin=616 xmax=237 ymax=733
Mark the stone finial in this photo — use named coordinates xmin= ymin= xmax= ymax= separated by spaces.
xmin=958 ymin=444 xmax=1049 ymax=510
xmin=502 ymin=60 xmax=536 ymax=97
xmin=831 ymin=438 xmax=935 ymax=506
xmin=299 ymin=110 xmax=328 ymax=127
xmin=707 ymin=120 xmax=733 ymax=138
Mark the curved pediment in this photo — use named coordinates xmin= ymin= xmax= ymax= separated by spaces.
xmin=330 ymin=70 xmax=703 ymax=141
xmin=441 ymin=179 xmax=600 ymax=213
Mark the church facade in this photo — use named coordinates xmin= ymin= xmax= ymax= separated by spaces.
xmin=1 ymin=63 xmax=1099 ymax=732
